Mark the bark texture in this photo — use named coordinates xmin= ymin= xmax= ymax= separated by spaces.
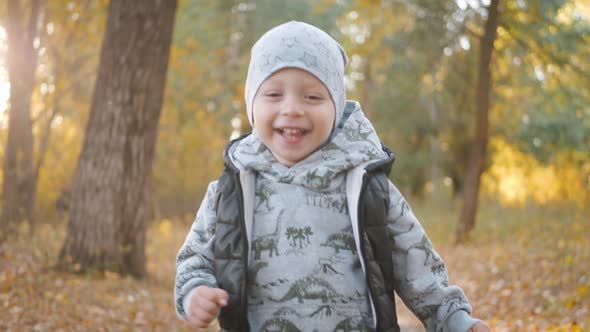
xmin=456 ymin=0 xmax=501 ymax=244
xmin=1 ymin=0 xmax=42 ymax=237
xmin=59 ymin=0 xmax=177 ymax=277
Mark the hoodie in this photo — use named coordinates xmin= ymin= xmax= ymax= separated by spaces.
xmin=175 ymin=101 xmax=481 ymax=331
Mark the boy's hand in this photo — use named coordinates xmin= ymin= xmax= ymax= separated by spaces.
xmin=468 ymin=322 xmax=490 ymax=332
xmin=187 ymin=286 xmax=229 ymax=328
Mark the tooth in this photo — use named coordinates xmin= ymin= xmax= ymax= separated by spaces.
xmin=283 ymin=129 xmax=302 ymax=135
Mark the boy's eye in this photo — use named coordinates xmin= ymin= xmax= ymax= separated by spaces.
xmin=305 ymin=95 xmax=324 ymax=102
xmin=266 ymin=92 xmax=282 ymax=97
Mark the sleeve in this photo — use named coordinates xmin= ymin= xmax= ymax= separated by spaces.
xmin=174 ymin=180 xmax=220 ymax=320
xmin=386 ymin=180 xmax=482 ymax=332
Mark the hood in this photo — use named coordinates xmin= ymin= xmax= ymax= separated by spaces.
xmin=228 ymin=100 xmax=390 ymax=191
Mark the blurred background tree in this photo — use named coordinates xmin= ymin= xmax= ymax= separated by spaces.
xmin=58 ymin=0 xmax=177 ymax=277
xmin=1 ymin=0 xmax=44 ymax=238
xmin=0 ymin=0 xmax=588 ymax=247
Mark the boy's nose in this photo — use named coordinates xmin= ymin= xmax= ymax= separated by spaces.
xmin=280 ymin=97 xmax=304 ymax=117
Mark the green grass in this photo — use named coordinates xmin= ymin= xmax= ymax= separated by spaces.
xmin=411 ymin=196 xmax=586 ymax=246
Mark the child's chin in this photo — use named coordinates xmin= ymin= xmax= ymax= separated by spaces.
xmin=273 ymin=152 xmax=309 ymax=167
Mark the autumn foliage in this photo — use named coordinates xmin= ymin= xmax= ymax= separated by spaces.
xmin=1 ymin=201 xmax=588 ymax=331
xmin=0 ymin=0 xmax=589 ymax=331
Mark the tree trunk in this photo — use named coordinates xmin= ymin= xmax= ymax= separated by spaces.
xmin=429 ymin=71 xmax=441 ymax=197
xmin=59 ymin=0 xmax=177 ymax=277
xmin=456 ymin=0 xmax=501 ymax=244
xmin=1 ymin=0 xmax=43 ymax=237
xmin=361 ymin=57 xmax=373 ymax=119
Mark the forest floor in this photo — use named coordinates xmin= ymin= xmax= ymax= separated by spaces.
xmin=0 ymin=200 xmax=588 ymax=332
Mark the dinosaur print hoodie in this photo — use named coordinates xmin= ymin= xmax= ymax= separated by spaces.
xmin=175 ymin=101 xmax=482 ymax=331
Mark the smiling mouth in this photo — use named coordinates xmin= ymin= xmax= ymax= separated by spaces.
xmin=276 ymin=128 xmax=308 ymax=139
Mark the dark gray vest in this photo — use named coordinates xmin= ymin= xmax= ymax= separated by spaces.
xmin=213 ymin=145 xmax=399 ymax=332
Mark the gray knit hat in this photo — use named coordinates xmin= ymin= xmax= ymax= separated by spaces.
xmin=245 ymin=21 xmax=348 ymax=127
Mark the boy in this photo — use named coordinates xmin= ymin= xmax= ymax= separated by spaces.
xmin=175 ymin=21 xmax=489 ymax=332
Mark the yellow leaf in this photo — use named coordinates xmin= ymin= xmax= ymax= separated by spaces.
xmin=1 ymin=283 xmax=10 ymax=292
xmin=564 ymin=255 xmax=573 ymax=266
xmin=158 ymin=219 xmax=172 ymax=238
xmin=571 ymin=322 xmax=582 ymax=332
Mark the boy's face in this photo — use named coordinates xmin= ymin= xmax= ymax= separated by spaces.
xmin=252 ymin=68 xmax=335 ymax=167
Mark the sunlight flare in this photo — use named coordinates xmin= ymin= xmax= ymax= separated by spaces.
xmin=0 ymin=26 xmax=10 ymax=116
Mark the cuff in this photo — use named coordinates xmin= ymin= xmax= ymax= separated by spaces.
xmin=444 ymin=310 xmax=482 ymax=332
xmin=182 ymin=288 xmax=198 ymax=320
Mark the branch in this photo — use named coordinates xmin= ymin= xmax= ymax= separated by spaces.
xmin=497 ymin=26 xmax=590 ymax=104
xmin=33 ymin=91 xmax=59 ymax=181
xmin=463 ymin=25 xmax=483 ymax=39
xmin=31 ymin=0 xmax=98 ymax=126
xmin=30 ymin=63 xmax=95 ymax=126
xmin=500 ymin=22 xmax=590 ymax=84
